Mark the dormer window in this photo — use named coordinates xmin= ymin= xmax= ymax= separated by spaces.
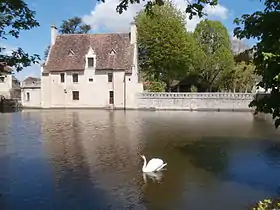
xmin=85 ymin=47 xmax=96 ymax=69
xmin=68 ymin=49 xmax=75 ymax=56
xmin=88 ymin=57 xmax=94 ymax=68
xmin=109 ymin=49 xmax=116 ymax=55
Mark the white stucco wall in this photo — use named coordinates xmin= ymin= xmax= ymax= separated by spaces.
xmin=21 ymin=88 xmax=41 ymax=108
xmin=0 ymin=74 xmax=12 ymax=98
xmin=41 ymin=69 xmax=143 ymax=109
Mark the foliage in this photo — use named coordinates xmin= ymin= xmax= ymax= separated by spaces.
xmin=193 ymin=19 xmax=235 ymax=91
xmin=43 ymin=45 xmax=50 ymax=62
xmin=251 ymin=198 xmax=280 ymax=210
xmin=232 ymin=61 xmax=256 ymax=92
xmin=59 ymin=17 xmax=91 ymax=34
xmin=44 ymin=16 xmax=91 ymax=60
xmin=144 ymin=81 xmax=166 ymax=92
xmin=98 ymin=0 xmax=217 ymax=20
xmin=233 ymin=0 xmax=280 ymax=128
xmin=190 ymin=85 xmax=198 ymax=92
xmin=135 ymin=0 xmax=198 ymax=91
xmin=0 ymin=0 xmax=40 ymax=73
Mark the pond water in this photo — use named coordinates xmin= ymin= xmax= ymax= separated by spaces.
xmin=0 ymin=110 xmax=280 ymax=210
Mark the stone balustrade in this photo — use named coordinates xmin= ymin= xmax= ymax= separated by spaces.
xmin=135 ymin=92 xmax=255 ymax=111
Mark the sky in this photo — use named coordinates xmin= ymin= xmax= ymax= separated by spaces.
xmin=2 ymin=0 xmax=264 ymax=81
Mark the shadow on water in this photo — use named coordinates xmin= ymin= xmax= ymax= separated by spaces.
xmin=177 ymin=138 xmax=230 ymax=174
xmin=177 ymin=137 xmax=280 ymax=196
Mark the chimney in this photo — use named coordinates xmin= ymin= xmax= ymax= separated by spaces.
xmin=51 ymin=24 xmax=57 ymax=46
xmin=130 ymin=21 xmax=137 ymax=45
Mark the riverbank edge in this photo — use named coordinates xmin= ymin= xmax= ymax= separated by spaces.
xmin=21 ymin=106 xmax=255 ymax=112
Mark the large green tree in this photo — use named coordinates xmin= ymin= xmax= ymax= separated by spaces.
xmin=44 ymin=17 xmax=91 ymax=60
xmin=135 ymin=1 xmax=198 ymax=91
xmin=193 ymin=20 xmax=235 ymax=91
xmin=234 ymin=0 xmax=280 ymax=128
xmin=0 ymin=0 xmax=40 ymax=73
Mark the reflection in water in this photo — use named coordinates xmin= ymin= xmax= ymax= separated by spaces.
xmin=142 ymin=172 xmax=164 ymax=184
xmin=0 ymin=110 xmax=280 ymax=210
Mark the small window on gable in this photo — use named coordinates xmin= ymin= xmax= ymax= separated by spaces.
xmin=68 ymin=49 xmax=75 ymax=56
xmin=88 ymin=57 xmax=94 ymax=67
xmin=89 ymin=78 xmax=93 ymax=82
xmin=109 ymin=49 xmax=116 ymax=55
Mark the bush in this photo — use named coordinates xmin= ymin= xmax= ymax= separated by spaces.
xmin=144 ymin=81 xmax=166 ymax=92
xmin=251 ymin=198 xmax=280 ymax=210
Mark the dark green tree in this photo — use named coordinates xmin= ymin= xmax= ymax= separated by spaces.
xmin=234 ymin=0 xmax=280 ymax=128
xmin=0 ymin=0 xmax=40 ymax=73
xmin=59 ymin=16 xmax=91 ymax=34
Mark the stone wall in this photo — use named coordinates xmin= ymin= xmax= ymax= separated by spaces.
xmin=136 ymin=92 xmax=254 ymax=111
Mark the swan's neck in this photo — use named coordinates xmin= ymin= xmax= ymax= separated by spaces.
xmin=142 ymin=156 xmax=147 ymax=171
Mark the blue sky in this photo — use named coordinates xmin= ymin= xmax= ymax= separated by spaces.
xmin=3 ymin=0 xmax=264 ymax=81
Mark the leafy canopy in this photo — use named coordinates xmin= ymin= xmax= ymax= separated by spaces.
xmin=135 ymin=0 xmax=198 ymax=90
xmin=0 ymin=0 xmax=40 ymax=73
xmin=59 ymin=17 xmax=91 ymax=34
xmin=234 ymin=0 xmax=280 ymax=128
xmin=98 ymin=0 xmax=218 ymax=19
xmin=193 ymin=20 xmax=235 ymax=91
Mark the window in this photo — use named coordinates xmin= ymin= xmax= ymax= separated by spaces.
xmin=109 ymin=91 xmax=114 ymax=104
xmin=88 ymin=57 xmax=94 ymax=67
xmin=108 ymin=73 xmax=113 ymax=82
xmin=72 ymin=73 xmax=78 ymax=83
xmin=0 ymin=77 xmax=4 ymax=83
xmin=89 ymin=78 xmax=93 ymax=82
xmin=72 ymin=91 xmax=79 ymax=100
xmin=60 ymin=73 xmax=65 ymax=83
xmin=26 ymin=92 xmax=30 ymax=102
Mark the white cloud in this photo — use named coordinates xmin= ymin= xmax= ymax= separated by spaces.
xmin=82 ymin=0 xmax=229 ymax=33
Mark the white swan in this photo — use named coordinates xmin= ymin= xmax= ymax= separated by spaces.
xmin=140 ymin=155 xmax=167 ymax=173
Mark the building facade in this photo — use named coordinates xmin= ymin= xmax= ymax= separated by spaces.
xmin=39 ymin=23 xmax=143 ymax=109
xmin=21 ymin=77 xmax=41 ymax=108
xmin=0 ymin=63 xmax=21 ymax=99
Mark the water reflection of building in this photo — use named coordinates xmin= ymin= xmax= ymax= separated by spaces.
xmin=41 ymin=110 xmax=145 ymax=208
xmin=75 ymin=110 xmax=145 ymax=207
xmin=41 ymin=110 xmax=113 ymax=209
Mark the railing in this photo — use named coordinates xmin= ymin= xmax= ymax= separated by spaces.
xmin=137 ymin=92 xmax=254 ymax=100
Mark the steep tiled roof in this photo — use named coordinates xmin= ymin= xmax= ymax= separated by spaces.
xmin=22 ymin=77 xmax=41 ymax=88
xmin=44 ymin=33 xmax=133 ymax=73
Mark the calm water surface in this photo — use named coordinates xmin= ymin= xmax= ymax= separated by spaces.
xmin=1 ymin=110 xmax=280 ymax=210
